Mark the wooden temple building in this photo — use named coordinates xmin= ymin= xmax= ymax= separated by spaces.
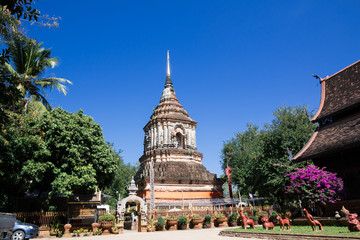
xmin=134 ymin=52 xmax=224 ymax=208
xmin=293 ymin=60 xmax=360 ymax=210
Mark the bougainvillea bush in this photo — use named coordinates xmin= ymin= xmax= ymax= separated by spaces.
xmin=285 ymin=164 xmax=343 ymax=205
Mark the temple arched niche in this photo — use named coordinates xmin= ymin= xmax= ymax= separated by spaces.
xmin=171 ymin=124 xmax=187 ymax=149
xmin=176 ymin=132 xmax=185 ymax=149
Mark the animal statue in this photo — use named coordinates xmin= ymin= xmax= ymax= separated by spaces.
xmin=303 ymin=208 xmax=323 ymax=231
xmin=340 ymin=206 xmax=350 ymax=217
xmin=261 ymin=217 xmax=274 ymax=230
xmin=347 ymin=213 xmax=360 ymax=232
xmin=239 ymin=210 xmax=255 ymax=229
xmin=276 ymin=215 xmax=291 ymax=231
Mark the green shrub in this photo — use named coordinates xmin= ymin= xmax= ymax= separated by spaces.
xmin=191 ymin=215 xmax=200 ymax=219
xmin=167 ymin=215 xmax=176 ymax=220
xmin=228 ymin=213 xmax=238 ymax=222
xmin=178 ymin=216 xmax=188 ymax=226
xmin=249 ymin=215 xmax=259 ymax=221
xmin=215 ymin=214 xmax=225 ymax=218
xmin=253 ymin=208 xmax=258 ymax=216
xmin=269 ymin=211 xmax=278 ymax=222
xmin=204 ymin=215 xmax=212 ymax=224
xmin=156 ymin=216 xmax=165 ymax=227
xmin=99 ymin=213 xmax=115 ymax=222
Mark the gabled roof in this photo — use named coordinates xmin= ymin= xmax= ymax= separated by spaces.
xmin=312 ymin=60 xmax=360 ymax=122
xmin=293 ymin=112 xmax=360 ymax=162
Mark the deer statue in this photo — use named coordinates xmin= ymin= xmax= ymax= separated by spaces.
xmin=239 ymin=210 xmax=255 ymax=229
xmin=261 ymin=217 xmax=274 ymax=230
xmin=303 ymin=208 xmax=323 ymax=231
xmin=348 ymin=213 xmax=360 ymax=232
xmin=276 ymin=215 xmax=291 ymax=231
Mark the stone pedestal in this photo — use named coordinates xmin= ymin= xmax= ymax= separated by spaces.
xmin=63 ymin=224 xmax=72 ymax=238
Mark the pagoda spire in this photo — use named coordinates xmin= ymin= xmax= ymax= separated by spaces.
xmin=165 ymin=50 xmax=173 ymax=88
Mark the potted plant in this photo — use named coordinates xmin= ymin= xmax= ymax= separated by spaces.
xmin=56 ymin=230 xmax=63 ymax=238
xmin=111 ymin=221 xmax=120 ymax=234
xmin=147 ymin=218 xmax=155 ymax=232
xmin=166 ymin=215 xmax=177 ymax=230
xmin=156 ymin=216 xmax=165 ymax=231
xmin=215 ymin=214 xmax=227 ymax=227
xmin=249 ymin=215 xmax=259 ymax=225
xmin=228 ymin=213 xmax=238 ymax=227
xmin=177 ymin=216 xmax=188 ymax=230
xmin=83 ymin=229 xmax=89 ymax=236
xmin=203 ymin=215 xmax=212 ymax=228
xmin=99 ymin=213 xmax=115 ymax=235
xmin=50 ymin=217 xmax=61 ymax=236
xmin=190 ymin=215 xmax=203 ymax=229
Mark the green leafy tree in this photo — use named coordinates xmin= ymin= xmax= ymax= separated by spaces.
xmin=258 ymin=105 xmax=316 ymax=203
xmin=0 ymin=108 xmax=120 ymax=211
xmin=221 ymin=123 xmax=264 ymax=196
xmin=0 ymin=0 xmax=39 ymax=21
xmin=222 ymin=105 xmax=316 ymax=204
xmin=103 ymin=147 xmax=137 ymax=209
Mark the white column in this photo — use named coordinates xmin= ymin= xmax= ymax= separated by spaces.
xmin=164 ymin=124 xmax=168 ymax=144
xmin=193 ymin=128 xmax=196 ymax=147
xmin=151 ymin=126 xmax=154 ymax=148
xmin=154 ymin=125 xmax=157 ymax=147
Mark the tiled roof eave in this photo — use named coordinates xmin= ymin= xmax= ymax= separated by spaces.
xmin=293 ymin=112 xmax=360 ymax=162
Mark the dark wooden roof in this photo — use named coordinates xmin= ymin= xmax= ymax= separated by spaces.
xmin=293 ymin=112 xmax=360 ymax=162
xmin=313 ymin=60 xmax=360 ymax=122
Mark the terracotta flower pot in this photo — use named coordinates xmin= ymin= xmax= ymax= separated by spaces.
xmin=147 ymin=227 xmax=155 ymax=232
xmin=166 ymin=219 xmax=177 ymax=231
xmin=178 ymin=224 xmax=187 ymax=230
xmin=101 ymin=221 xmax=113 ymax=235
xmin=191 ymin=218 xmax=203 ymax=229
xmin=203 ymin=223 xmax=211 ymax=228
xmin=215 ymin=217 xmax=227 ymax=227
xmin=216 ymin=217 xmax=227 ymax=223
xmin=156 ymin=225 xmax=164 ymax=231
xmin=228 ymin=221 xmax=237 ymax=227
xmin=191 ymin=218 xmax=203 ymax=225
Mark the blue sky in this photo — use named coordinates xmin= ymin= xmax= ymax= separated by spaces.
xmin=26 ymin=0 xmax=360 ymax=176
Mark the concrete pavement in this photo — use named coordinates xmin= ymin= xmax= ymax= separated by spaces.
xmin=38 ymin=228 xmax=260 ymax=240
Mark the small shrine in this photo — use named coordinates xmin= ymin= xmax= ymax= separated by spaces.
xmin=134 ymin=51 xmax=224 ymax=208
xmin=293 ymin=60 xmax=360 ymax=206
xmin=117 ymin=177 xmax=147 ymax=232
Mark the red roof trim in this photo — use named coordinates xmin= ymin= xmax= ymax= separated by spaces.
xmin=312 ymin=81 xmax=326 ymax=122
xmin=292 ymin=130 xmax=318 ymax=162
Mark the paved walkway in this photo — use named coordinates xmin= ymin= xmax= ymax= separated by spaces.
xmin=39 ymin=228 xmax=260 ymax=240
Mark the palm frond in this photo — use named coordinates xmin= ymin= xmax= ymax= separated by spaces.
xmin=35 ymin=77 xmax=72 ymax=95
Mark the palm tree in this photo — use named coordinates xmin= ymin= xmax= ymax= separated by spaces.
xmin=4 ymin=36 xmax=72 ymax=111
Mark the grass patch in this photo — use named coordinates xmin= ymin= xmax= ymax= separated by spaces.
xmin=228 ymin=225 xmax=360 ymax=237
